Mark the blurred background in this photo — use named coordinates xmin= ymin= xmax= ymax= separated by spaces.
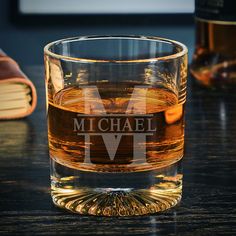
xmin=0 ymin=0 xmax=195 ymax=65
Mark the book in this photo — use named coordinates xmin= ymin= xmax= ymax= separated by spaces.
xmin=0 ymin=49 xmax=37 ymax=119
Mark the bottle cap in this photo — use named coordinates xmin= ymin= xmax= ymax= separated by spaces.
xmin=195 ymin=0 xmax=236 ymax=22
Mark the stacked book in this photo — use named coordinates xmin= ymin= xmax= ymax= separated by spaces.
xmin=0 ymin=49 xmax=37 ymax=119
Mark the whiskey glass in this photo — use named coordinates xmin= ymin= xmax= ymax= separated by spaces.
xmin=44 ymin=36 xmax=188 ymax=216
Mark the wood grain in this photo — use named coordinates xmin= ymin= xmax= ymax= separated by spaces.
xmin=0 ymin=66 xmax=236 ymax=235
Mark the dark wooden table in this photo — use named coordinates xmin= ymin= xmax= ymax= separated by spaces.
xmin=1 ymin=66 xmax=236 ymax=235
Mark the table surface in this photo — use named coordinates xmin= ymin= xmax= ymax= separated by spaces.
xmin=1 ymin=66 xmax=236 ymax=235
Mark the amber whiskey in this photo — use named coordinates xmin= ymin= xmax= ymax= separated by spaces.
xmin=191 ymin=0 xmax=236 ymax=88
xmin=48 ymin=82 xmax=184 ymax=173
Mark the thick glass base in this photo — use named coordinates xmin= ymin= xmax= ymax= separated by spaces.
xmin=51 ymin=161 xmax=182 ymax=216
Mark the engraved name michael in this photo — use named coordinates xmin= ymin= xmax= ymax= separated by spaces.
xmin=71 ymin=85 xmax=155 ymax=163
xmin=73 ymin=116 xmax=157 ymax=133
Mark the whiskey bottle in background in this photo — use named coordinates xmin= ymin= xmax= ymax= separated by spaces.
xmin=191 ymin=0 xmax=236 ymax=89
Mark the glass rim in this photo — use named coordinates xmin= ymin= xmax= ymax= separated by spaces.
xmin=44 ymin=35 xmax=188 ymax=63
